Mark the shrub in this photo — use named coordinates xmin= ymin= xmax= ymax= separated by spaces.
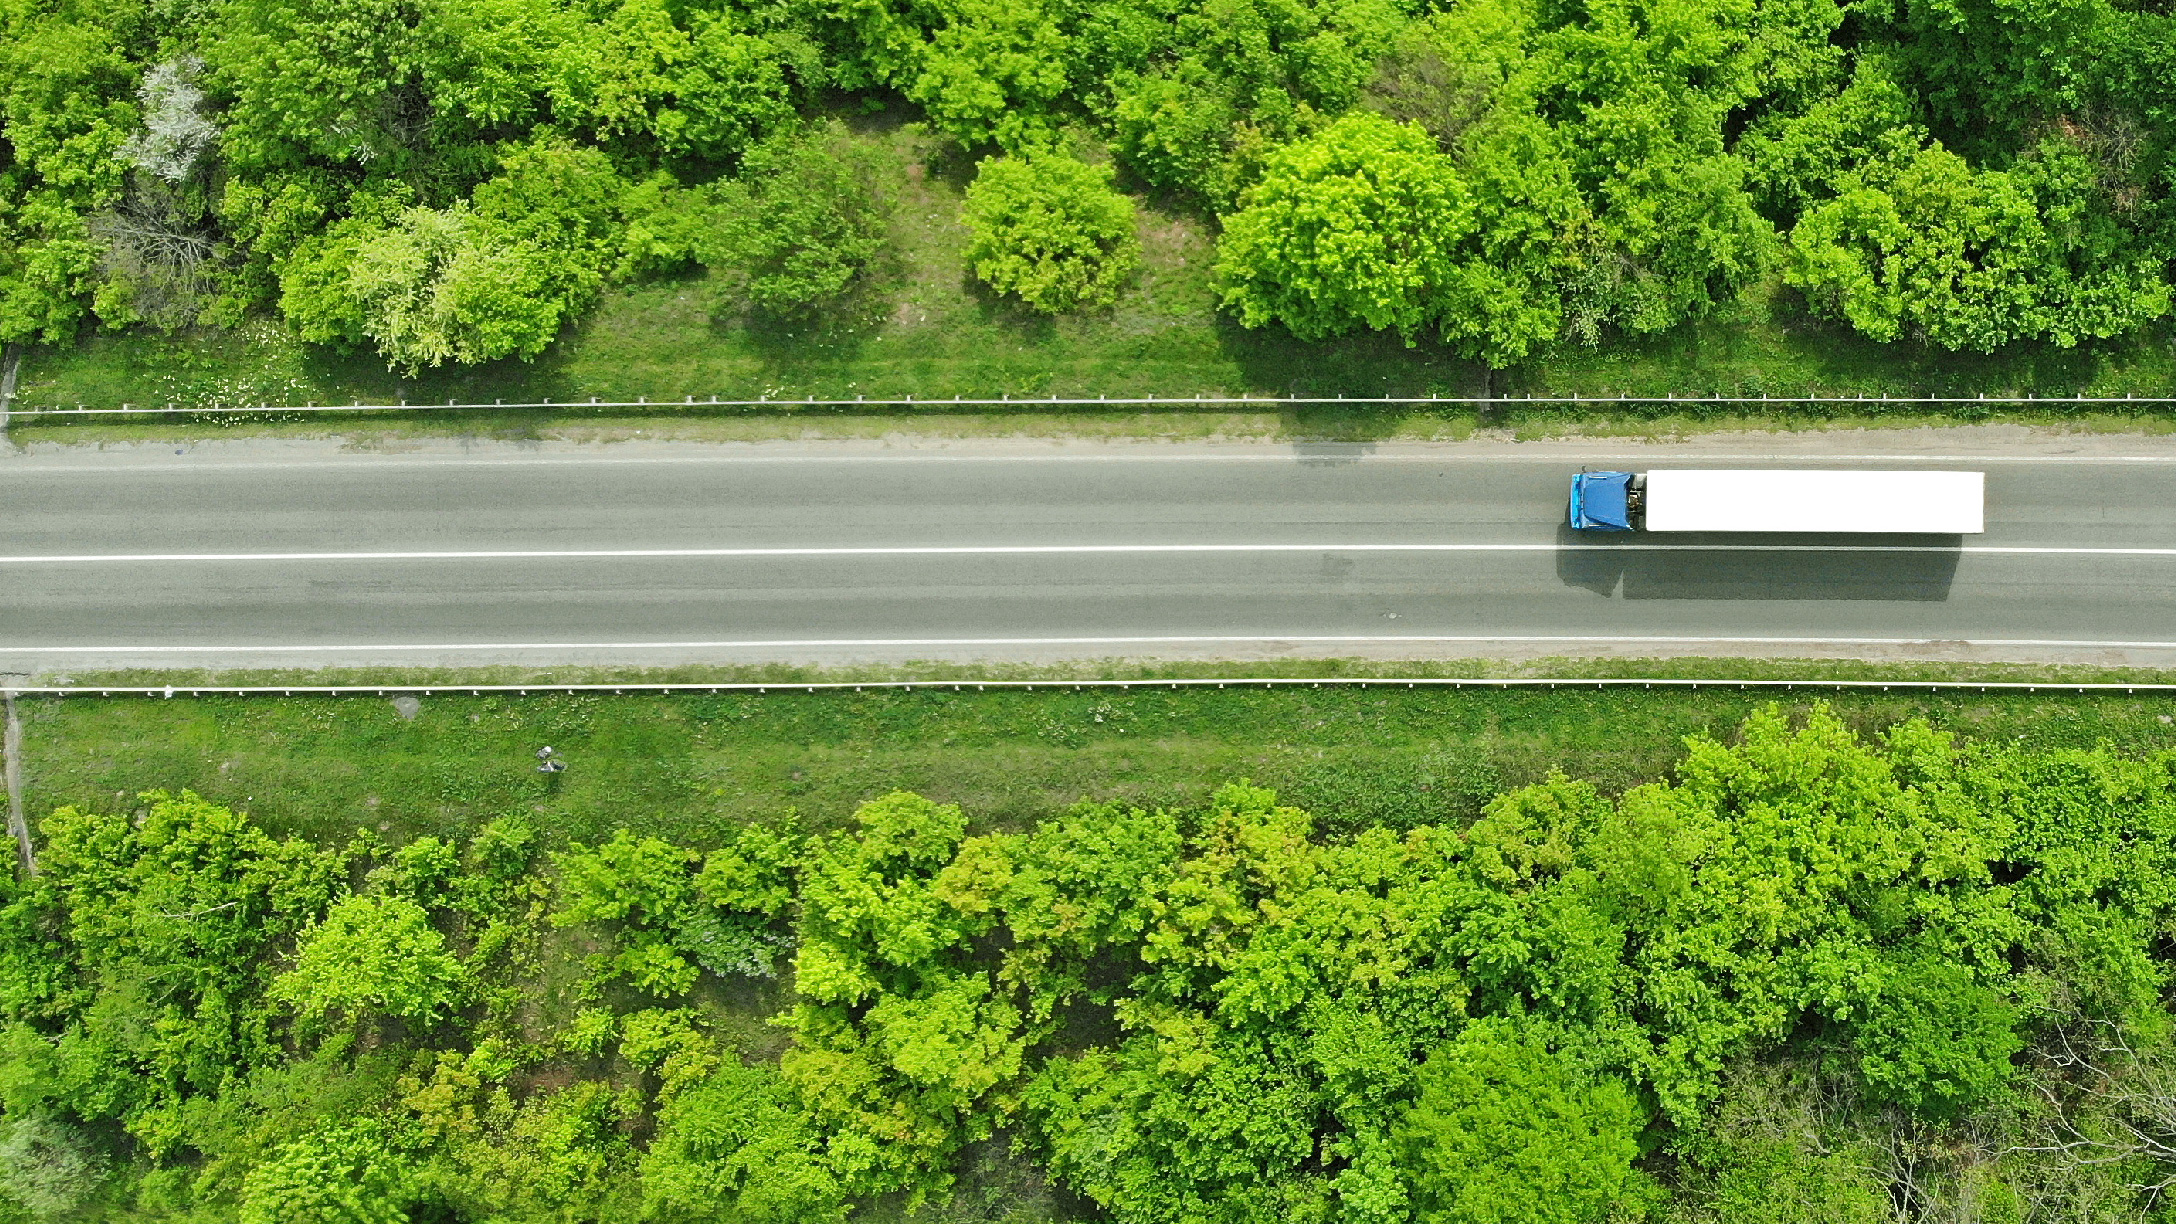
xmin=706 ymin=125 xmax=893 ymax=319
xmin=963 ymin=153 xmax=1139 ymax=313
xmin=238 ymin=1123 xmax=417 ymax=1224
xmin=1395 ymin=1019 xmax=1646 ymax=1224
xmin=1852 ymin=955 xmax=2023 ymax=1118
xmin=277 ymin=142 xmax=626 ymax=370
xmin=273 ymin=894 xmax=470 ymax=1027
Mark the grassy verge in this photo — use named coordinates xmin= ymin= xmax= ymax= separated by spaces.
xmin=14 ymin=119 xmax=2176 ymax=438
xmin=15 ymin=400 xmax=2176 ymax=450
xmin=32 ymin=654 xmax=2176 ymax=688
xmin=12 ymin=121 xmax=1476 ymax=414
xmin=18 ymin=658 xmax=2176 ymax=857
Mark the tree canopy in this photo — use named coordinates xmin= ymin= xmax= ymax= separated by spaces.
xmin=2 ymin=0 xmax=2171 ymax=365
xmin=964 ymin=152 xmax=1140 ymax=313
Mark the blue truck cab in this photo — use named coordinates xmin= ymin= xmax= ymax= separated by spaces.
xmin=1568 ymin=471 xmax=1640 ymax=530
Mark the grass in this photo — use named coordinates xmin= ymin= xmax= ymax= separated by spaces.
xmin=14 ymin=118 xmax=2176 ymax=442
xmin=15 ymin=401 xmax=2176 ymax=449
xmin=16 ymin=658 xmax=2176 ymax=856
xmin=33 ymin=653 xmax=2176 ymax=689
xmin=1505 ymin=275 xmax=2176 ymax=403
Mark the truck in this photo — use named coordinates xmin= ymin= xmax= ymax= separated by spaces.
xmin=1568 ymin=469 xmax=1985 ymax=533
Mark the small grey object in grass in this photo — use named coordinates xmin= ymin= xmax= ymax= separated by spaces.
xmin=391 ymin=696 xmax=421 ymax=720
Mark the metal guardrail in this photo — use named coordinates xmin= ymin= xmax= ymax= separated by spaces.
xmin=1 ymin=678 xmax=2172 ymax=698
xmin=9 ymin=392 xmax=2176 ymax=418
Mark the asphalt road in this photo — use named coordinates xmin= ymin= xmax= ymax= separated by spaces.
xmin=6 ymin=436 xmax=2176 ymax=669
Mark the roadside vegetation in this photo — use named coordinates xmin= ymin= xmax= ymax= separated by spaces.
xmin=10 ymin=690 xmax=2176 ymax=1221
xmin=17 ymin=394 xmax=2176 ymax=452
xmin=19 ymin=665 xmax=2176 ymax=847
xmin=7 ymin=0 xmax=2176 ymax=411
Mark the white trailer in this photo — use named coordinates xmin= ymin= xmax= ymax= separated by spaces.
xmin=1570 ymin=469 xmax=1985 ymax=533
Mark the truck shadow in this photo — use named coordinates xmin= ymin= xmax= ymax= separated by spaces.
xmin=1554 ymin=526 xmax=1964 ymax=601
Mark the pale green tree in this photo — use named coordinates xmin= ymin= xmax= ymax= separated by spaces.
xmin=273 ymin=894 xmax=469 ymax=1026
xmin=963 ymin=153 xmax=1138 ymax=313
xmin=239 ymin=1123 xmax=418 ymax=1224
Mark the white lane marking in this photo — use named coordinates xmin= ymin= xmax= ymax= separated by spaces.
xmin=5 ymin=634 xmax=2176 ymax=655
xmin=3 ymin=543 xmax=2176 ymax=564
xmin=7 ymin=452 xmax=2176 ymax=475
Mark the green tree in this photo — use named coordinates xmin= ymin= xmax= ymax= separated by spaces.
xmin=411 ymin=1075 xmax=641 ymax=1221
xmin=0 ymin=1112 xmax=106 ymax=1218
xmin=1215 ymin=111 xmax=1566 ymax=363
xmin=553 ymin=828 xmax=704 ymax=995
xmin=277 ymin=141 xmax=627 ymax=369
xmin=1740 ymin=54 xmax=1927 ymax=221
xmin=705 ymin=125 xmax=894 ymax=319
xmin=205 ymin=0 xmax=421 ymax=171
xmin=410 ymin=0 xmax=574 ymax=136
xmin=0 ymin=791 xmax=342 ymax=1155
xmin=0 ymin=19 xmax=137 ymax=204
xmin=904 ymin=0 xmax=1072 ymax=150
xmin=962 ymin=152 xmax=1138 ymax=313
xmin=273 ymin=894 xmax=470 ymax=1027
xmin=279 ymin=202 xmax=571 ymax=370
xmin=0 ymin=200 xmax=106 ymax=345
xmin=1101 ymin=0 xmax=1407 ymax=208
xmin=642 ymin=1059 xmax=848 ymax=1224
xmin=1882 ymin=0 xmax=2111 ymax=152
xmin=1852 ymin=955 xmax=2022 ymax=1118
xmin=549 ymin=0 xmax=798 ymax=163
xmin=1029 ymin=784 xmax=1431 ymax=1224
xmin=0 ymin=14 xmax=138 ymax=343
xmin=239 ymin=1123 xmax=418 ymax=1224
xmin=782 ymin=792 xmax=1009 ymax=1195
xmin=553 ymin=824 xmax=799 ymax=992
xmin=1787 ymin=140 xmax=2170 ymax=350
xmin=1510 ymin=0 xmax=1774 ymax=339
xmin=1668 ymin=1067 xmax=1893 ymax=1224
xmin=1395 ymin=1019 xmax=1646 ymax=1224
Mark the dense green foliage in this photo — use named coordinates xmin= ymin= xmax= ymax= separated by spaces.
xmin=4 ymin=0 xmax=2174 ymax=372
xmin=1215 ymin=110 xmax=1570 ymax=364
xmin=680 ymin=124 xmax=897 ymax=320
xmin=964 ymin=153 xmax=1139 ymax=313
xmin=11 ymin=705 xmax=2176 ymax=1220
